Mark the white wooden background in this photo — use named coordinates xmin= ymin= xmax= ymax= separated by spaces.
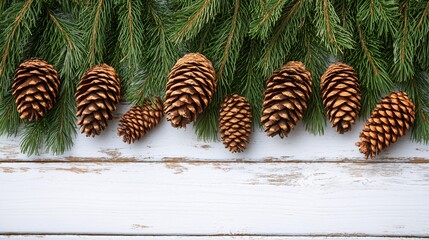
xmin=1 ymin=104 xmax=429 ymax=240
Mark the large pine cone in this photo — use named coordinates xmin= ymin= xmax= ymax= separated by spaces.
xmin=118 ymin=97 xmax=164 ymax=144
xmin=356 ymin=92 xmax=415 ymax=159
xmin=219 ymin=94 xmax=252 ymax=153
xmin=321 ymin=63 xmax=361 ymax=133
xmin=164 ymin=53 xmax=216 ymax=128
xmin=12 ymin=58 xmax=60 ymax=121
xmin=76 ymin=64 xmax=121 ymax=137
xmin=261 ymin=61 xmax=312 ymax=138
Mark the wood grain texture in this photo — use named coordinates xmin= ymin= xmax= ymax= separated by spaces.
xmin=1 ymin=162 xmax=429 ymax=236
xmin=0 ymin=236 xmax=425 ymax=240
xmin=1 ymin=105 xmax=428 ymax=162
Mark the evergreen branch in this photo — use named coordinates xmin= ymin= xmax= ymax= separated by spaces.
xmin=314 ymin=0 xmax=354 ymax=55
xmin=405 ymin=69 xmax=429 ymax=144
xmin=48 ymin=9 xmax=74 ymax=50
xmin=416 ymin=0 xmax=429 ymax=31
xmin=357 ymin=24 xmax=379 ymax=75
xmin=125 ymin=0 xmax=179 ymax=104
xmin=218 ymin=0 xmax=240 ymax=85
xmin=0 ymin=0 xmax=35 ymax=80
xmin=113 ymin=0 xmax=145 ymax=102
xmin=20 ymin=120 xmax=46 ymax=156
xmin=323 ymin=0 xmax=335 ymax=45
xmin=347 ymin=23 xmax=393 ymax=117
xmin=235 ymin=39 xmax=265 ymax=127
xmin=170 ymin=0 xmax=222 ymax=43
xmin=0 ymin=94 xmax=21 ymax=136
xmin=392 ymin=2 xmax=414 ymax=82
xmin=259 ymin=0 xmax=306 ymax=77
xmin=127 ymin=0 xmax=135 ymax=50
xmin=89 ymin=0 xmax=103 ymax=64
xmin=413 ymin=0 xmax=429 ymax=69
xmin=81 ymin=0 xmax=113 ymax=66
xmin=249 ymin=0 xmax=289 ymax=39
xmin=356 ymin=0 xmax=399 ymax=37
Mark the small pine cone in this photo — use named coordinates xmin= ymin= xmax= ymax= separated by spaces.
xmin=356 ymin=92 xmax=415 ymax=159
xmin=321 ymin=63 xmax=361 ymax=133
xmin=219 ymin=94 xmax=252 ymax=153
xmin=12 ymin=58 xmax=60 ymax=121
xmin=118 ymin=97 xmax=164 ymax=144
xmin=261 ymin=61 xmax=312 ymax=138
xmin=76 ymin=64 xmax=121 ymax=137
xmin=164 ymin=53 xmax=216 ymax=128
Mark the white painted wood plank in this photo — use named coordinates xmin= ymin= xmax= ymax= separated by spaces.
xmin=1 ymin=104 xmax=428 ymax=162
xmin=1 ymin=162 xmax=428 ymax=236
xmin=0 ymin=236 xmax=423 ymax=240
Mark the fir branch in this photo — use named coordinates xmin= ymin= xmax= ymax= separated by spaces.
xmin=126 ymin=0 xmax=179 ymax=104
xmin=170 ymin=0 xmax=222 ymax=43
xmin=346 ymin=22 xmax=393 ymax=117
xmin=356 ymin=0 xmax=399 ymax=37
xmin=81 ymin=0 xmax=113 ymax=66
xmin=392 ymin=2 xmax=414 ymax=82
xmin=0 ymin=0 xmax=42 ymax=136
xmin=20 ymin=120 xmax=46 ymax=156
xmin=235 ymin=38 xmax=265 ymax=127
xmin=405 ymin=69 xmax=429 ymax=144
xmin=414 ymin=0 xmax=429 ymax=69
xmin=249 ymin=0 xmax=289 ymax=39
xmin=113 ymin=0 xmax=145 ymax=101
xmin=314 ymin=0 xmax=354 ymax=55
xmin=259 ymin=0 xmax=307 ymax=77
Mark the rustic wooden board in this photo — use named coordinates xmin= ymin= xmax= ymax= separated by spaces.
xmin=1 ymin=105 xmax=428 ymax=162
xmin=1 ymin=162 xmax=428 ymax=236
xmin=0 ymin=236 xmax=424 ymax=240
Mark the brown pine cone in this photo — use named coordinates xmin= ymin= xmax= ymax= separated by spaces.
xmin=261 ymin=61 xmax=312 ymax=138
xmin=356 ymin=92 xmax=415 ymax=159
xmin=76 ymin=64 xmax=121 ymax=137
xmin=164 ymin=53 xmax=216 ymax=128
xmin=12 ymin=58 xmax=60 ymax=121
xmin=219 ymin=94 xmax=252 ymax=153
xmin=118 ymin=97 xmax=164 ymax=144
xmin=321 ymin=63 xmax=361 ymax=133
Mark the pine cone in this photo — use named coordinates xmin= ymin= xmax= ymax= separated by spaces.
xmin=76 ymin=64 xmax=121 ymax=137
xmin=321 ymin=63 xmax=361 ymax=133
xmin=261 ymin=61 xmax=312 ymax=138
xmin=118 ymin=97 xmax=164 ymax=144
xmin=356 ymin=92 xmax=415 ymax=159
xmin=164 ymin=53 xmax=216 ymax=128
xmin=219 ymin=94 xmax=252 ymax=153
xmin=12 ymin=58 xmax=60 ymax=121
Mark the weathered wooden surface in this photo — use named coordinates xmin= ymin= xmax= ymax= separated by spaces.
xmin=0 ymin=236 xmax=425 ymax=240
xmin=1 ymin=162 xmax=429 ymax=236
xmin=1 ymin=104 xmax=429 ymax=239
xmin=0 ymin=105 xmax=428 ymax=162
